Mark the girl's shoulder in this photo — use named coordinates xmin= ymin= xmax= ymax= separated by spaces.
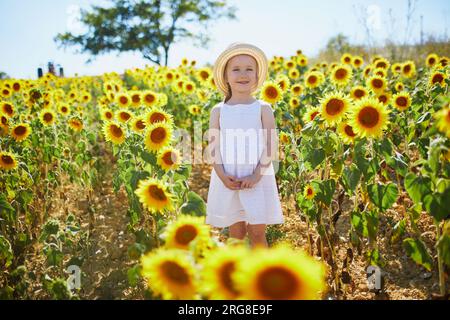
xmin=258 ymin=100 xmax=275 ymax=113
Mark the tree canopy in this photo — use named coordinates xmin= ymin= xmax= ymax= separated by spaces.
xmin=55 ymin=0 xmax=237 ymax=65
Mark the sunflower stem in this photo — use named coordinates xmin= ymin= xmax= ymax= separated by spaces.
xmin=435 ymin=220 xmax=446 ymax=296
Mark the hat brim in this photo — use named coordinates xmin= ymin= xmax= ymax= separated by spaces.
xmin=213 ymin=43 xmax=268 ymax=96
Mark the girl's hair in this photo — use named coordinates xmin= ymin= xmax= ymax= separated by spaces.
xmin=222 ymin=55 xmax=259 ymax=104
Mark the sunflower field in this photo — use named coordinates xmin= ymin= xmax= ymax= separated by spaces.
xmin=0 ymin=52 xmax=449 ymax=300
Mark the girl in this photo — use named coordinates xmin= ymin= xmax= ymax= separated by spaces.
xmin=205 ymin=43 xmax=284 ymax=248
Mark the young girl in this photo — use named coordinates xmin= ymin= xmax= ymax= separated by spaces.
xmin=205 ymin=42 xmax=284 ymax=247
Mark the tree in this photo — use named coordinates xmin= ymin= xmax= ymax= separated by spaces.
xmin=55 ymin=0 xmax=237 ymax=66
xmin=0 ymin=72 xmax=9 ymax=80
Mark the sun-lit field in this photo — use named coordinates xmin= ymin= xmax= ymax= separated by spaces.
xmin=0 ymin=51 xmax=449 ymax=300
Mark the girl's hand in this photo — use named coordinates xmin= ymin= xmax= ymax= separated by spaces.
xmin=240 ymin=173 xmax=261 ymax=189
xmin=220 ymin=174 xmax=242 ymax=190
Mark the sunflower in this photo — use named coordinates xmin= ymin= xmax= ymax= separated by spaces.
xmin=284 ymin=59 xmax=297 ymax=70
xmin=363 ymin=66 xmax=373 ymax=78
xmin=68 ymin=117 xmax=83 ymax=132
xmin=330 ymin=64 xmax=353 ymax=87
xmin=320 ymin=92 xmax=351 ymax=125
xmin=367 ymin=75 xmax=387 ymax=94
xmin=188 ymin=104 xmax=201 ymax=116
xmin=373 ymin=57 xmax=390 ymax=70
xmin=142 ymin=90 xmax=159 ymax=108
xmin=373 ymin=68 xmax=387 ymax=78
xmin=289 ymin=97 xmax=300 ymax=109
xmin=394 ymin=82 xmax=405 ymax=92
xmin=145 ymin=108 xmax=173 ymax=125
xmin=40 ymin=110 xmax=56 ymax=126
xmin=352 ymin=56 xmax=364 ymax=68
xmin=288 ymin=68 xmax=300 ymax=80
xmin=197 ymin=68 xmax=212 ymax=83
xmin=337 ymin=121 xmax=358 ymax=144
xmin=1 ymin=102 xmax=14 ymax=118
xmin=304 ymin=184 xmax=316 ymax=200
xmin=81 ymin=92 xmax=92 ymax=103
xmin=140 ymin=248 xmax=198 ymax=299
xmin=131 ymin=116 xmax=147 ymax=133
xmin=183 ymin=81 xmax=196 ymax=95
xmin=290 ymin=84 xmax=303 ymax=96
xmin=341 ymin=53 xmax=353 ymax=65
xmin=297 ymin=55 xmax=308 ymax=67
xmin=196 ymin=89 xmax=210 ymax=103
xmin=391 ymin=63 xmax=402 ymax=75
xmin=428 ymin=71 xmax=447 ymax=88
xmin=116 ymin=92 xmax=131 ymax=108
xmin=162 ymin=215 xmax=211 ymax=252
xmin=11 ymin=81 xmax=21 ymax=92
xmin=377 ymin=91 xmax=391 ymax=106
xmin=1 ymin=86 xmax=12 ymax=98
xmin=101 ymin=108 xmax=114 ymax=121
xmin=350 ymin=86 xmax=368 ymax=101
xmin=102 ymin=121 xmax=126 ymax=145
xmin=304 ymin=71 xmax=324 ymax=89
xmin=116 ymin=110 xmax=133 ymax=123
xmin=129 ymin=91 xmax=142 ymax=108
xmin=276 ymin=75 xmax=291 ymax=93
xmin=135 ymin=178 xmax=174 ymax=213
xmin=10 ymin=123 xmax=31 ymax=142
xmin=165 ymin=70 xmax=176 ymax=83
xmin=439 ymin=57 xmax=449 ymax=67
xmin=348 ymin=97 xmax=390 ymax=139
xmin=401 ymin=61 xmax=416 ymax=78
xmin=302 ymin=106 xmax=321 ymax=124
xmin=392 ymin=92 xmax=411 ymax=111
xmin=233 ymin=245 xmax=326 ymax=300
xmin=144 ymin=122 xmax=172 ymax=152
xmin=0 ymin=151 xmax=18 ymax=170
xmin=260 ymin=81 xmax=283 ymax=104
xmin=426 ymin=53 xmax=439 ymax=68
xmin=157 ymin=146 xmax=181 ymax=171
xmin=279 ymin=132 xmax=290 ymax=144
xmin=435 ymin=106 xmax=450 ymax=138
xmin=201 ymin=246 xmax=249 ymax=299
xmin=58 ymin=103 xmax=71 ymax=116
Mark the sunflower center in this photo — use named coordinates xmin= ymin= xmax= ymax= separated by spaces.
xmin=1 ymin=116 xmax=7 ymax=125
xmin=3 ymin=104 xmax=13 ymax=115
xmin=150 ymin=127 xmax=167 ymax=144
xmin=358 ymin=106 xmax=380 ymax=128
xmin=257 ymin=266 xmax=300 ymax=299
xmin=265 ymin=87 xmax=279 ymax=99
xmin=43 ymin=113 xmax=53 ymax=122
xmin=150 ymin=113 xmax=166 ymax=124
xmin=13 ymin=83 xmax=20 ymax=91
xmin=200 ymin=71 xmax=209 ymax=80
xmin=120 ymin=112 xmax=131 ymax=121
xmin=376 ymin=62 xmax=387 ymax=69
xmin=220 ymin=262 xmax=240 ymax=296
xmin=308 ymin=76 xmax=317 ymax=84
xmin=186 ymin=84 xmax=193 ymax=91
xmin=310 ymin=111 xmax=319 ymax=120
xmin=161 ymin=261 xmax=190 ymax=285
xmin=428 ymin=58 xmax=436 ymax=65
xmin=378 ymin=95 xmax=388 ymax=104
xmin=14 ymin=126 xmax=27 ymax=136
xmin=354 ymin=89 xmax=365 ymax=98
xmin=432 ymin=74 xmax=444 ymax=84
xmin=148 ymin=185 xmax=167 ymax=201
xmin=345 ymin=125 xmax=356 ymax=137
xmin=145 ymin=94 xmax=156 ymax=104
xmin=326 ymin=99 xmax=344 ymax=116
xmin=372 ymin=79 xmax=383 ymax=89
xmin=136 ymin=120 xmax=146 ymax=130
xmin=162 ymin=152 xmax=176 ymax=165
xmin=119 ymin=96 xmax=128 ymax=105
xmin=105 ymin=112 xmax=113 ymax=119
xmin=175 ymin=225 xmax=198 ymax=245
xmin=132 ymin=95 xmax=140 ymax=103
xmin=335 ymin=69 xmax=347 ymax=80
xmin=396 ymin=97 xmax=408 ymax=107
xmin=344 ymin=57 xmax=351 ymax=63
xmin=1 ymin=155 xmax=13 ymax=165
xmin=307 ymin=188 xmax=313 ymax=195
xmin=62 ymin=107 xmax=68 ymax=113
xmin=403 ymin=65 xmax=411 ymax=73
xmin=110 ymin=124 xmax=123 ymax=138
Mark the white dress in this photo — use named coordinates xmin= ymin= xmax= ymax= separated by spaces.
xmin=205 ymin=99 xmax=284 ymax=228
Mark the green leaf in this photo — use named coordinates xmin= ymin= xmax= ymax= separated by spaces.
xmin=180 ymin=191 xmax=206 ymax=216
xmin=367 ymin=182 xmax=398 ymax=212
xmin=141 ymin=150 xmax=157 ymax=166
xmin=391 ymin=219 xmax=406 ymax=244
xmin=422 ymin=187 xmax=450 ymax=222
xmin=0 ymin=235 xmax=13 ymax=268
xmin=404 ymin=173 xmax=432 ymax=205
xmin=340 ymin=164 xmax=361 ymax=196
xmin=403 ymin=238 xmax=433 ymax=271
xmin=366 ymin=248 xmax=385 ymax=267
xmin=39 ymin=219 xmax=60 ymax=242
xmin=127 ymin=264 xmax=142 ymax=287
xmin=306 ymin=148 xmax=325 ymax=169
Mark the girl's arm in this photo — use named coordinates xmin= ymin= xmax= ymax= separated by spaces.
xmin=255 ymin=103 xmax=279 ymax=178
xmin=206 ymin=106 xmax=227 ymax=180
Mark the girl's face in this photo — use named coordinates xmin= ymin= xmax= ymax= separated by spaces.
xmin=224 ymin=55 xmax=258 ymax=95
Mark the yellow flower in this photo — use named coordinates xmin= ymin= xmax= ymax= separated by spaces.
xmin=183 ymin=81 xmax=196 ymax=95
xmin=163 ymin=215 xmax=212 ymax=251
xmin=40 ymin=110 xmax=57 ymax=126
xmin=289 ymin=97 xmax=300 ymax=109
xmin=392 ymin=92 xmax=411 ymax=111
xmin=11 ymin=123 xmax=31 ymax=142
xmin=68 ymin=117 xmax=83 ymax=132
xmin=376 ymin=91 xmax=391 ymax=106
xmin=144 ymin=121 xmax=172 ymax=152
xmin=0 ymin=151 xmax=18 ymax=170
xmin=288 ymin=68 xmax=300 ymax=80
xmin=279 ymin=132 xmax=290 ymax=144
xmin=129 ymin=91 xmax=142 ymax=108
xmin=157 ymin=147 xmax=181 ymax=171
xmin=330 ymin=64 xmax=353 ymax=87
xmin=348 ymin=97 xmax=390 ymax=139
xmin=337 ymin=121 xmax=358 ymax=144
xmin=290 ymin=83 xmax=303 ymax=96
xmin=140 ymin=248 xmax=198 ymax=299
xmin=102 ymin=121 xmax=126 ymax=145
xmin=320 ymin=91 xmax=351 ymax=125
xmin=366 ymin=75 xmax=387 ymax=94
xmin=352 ymin=56 xmax=364 ymax=68
xmin=201 ymin=246 xmax=249 ymax=299
xmin=101 ymin=108 xmax=114 ymax=121
xmin=304 ymin=71 xmax=324 ymax=89
xmin=142 ymin=90 xmax=159 ymax=108
xmin=260 ymin=81 xmax=283 ymax=104
xmin=350 ymin=86 xmax=368 ymax=101
xmin=233 ymin=245 xmax=326 ymax=300
xmin=116 ymin=92 xmax=131 ymax=108
xmin=145 ymin=107 xmax=173 ymax=125
xmin=401 ymin=61 xmax=416 ymax=78
xmin=341 ymin=53 xmax=353 ymax=65
xmin=304 ymin=184 xmax=316 ymax=200
xmin=302 ymin=106 xmax=321 ymax=124
xmin=131 ymin=116 xmax=147 ymax=133
xmin=188 ymin=104 xmax=201 ymax=115
xmin=426 ymin=53 xmax=439 ymax=68
xmin=276 ymin=74 xmax=291 ymax=93
xmin=1 ymin=102 xmax=14 ymax=118
xmin=116 ymin=110 xmax=133 ymax=123
xmin=135 ymin=178 xmax=174 ymax=213
xmin=428 ymin=71 xmax=447 ymax=88
xmin=394 ymin=82 xmax=405 ymax=92
xmin=435 ymin=105 xmax=450 ymax=138
xmin=58 ymin=103 xmax=71 ymax=116
xmin=373 ymin=57 xmax=390 ymax=70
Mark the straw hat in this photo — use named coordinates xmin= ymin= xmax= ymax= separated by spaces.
xmin=213 ymin=42 xmax=268 ymax=96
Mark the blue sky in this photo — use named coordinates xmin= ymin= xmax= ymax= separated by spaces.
xmin=0 ymin=0 xmax=448 ymax=79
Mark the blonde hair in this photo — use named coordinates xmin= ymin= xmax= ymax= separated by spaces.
xmin=222 ymin=55 xmax=259 ymax=104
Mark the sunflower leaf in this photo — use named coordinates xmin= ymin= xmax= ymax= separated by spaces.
xmin=367 ymin=182 xmax=398 ymax=212
xmin=403 ymin=238 xmax=433 ymax=271
xmin=404 ymin=173 xmax=432 ymax=205
xmin=180 ymin=191 xmax=206 ymax=217
xmin=340 ymin=164 xmax=361 ymax=196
